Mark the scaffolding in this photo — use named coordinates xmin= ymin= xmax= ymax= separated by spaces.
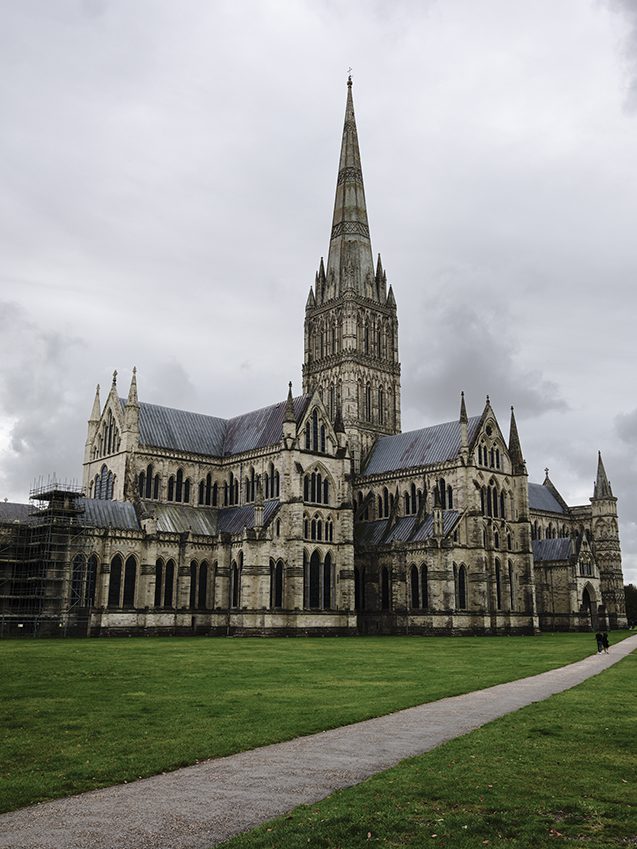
xmin=0 ymin=479 xmax=90 ymax=637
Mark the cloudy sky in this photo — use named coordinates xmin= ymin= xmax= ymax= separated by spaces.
xmin=1 ymin=0 xmax=636 ymax=581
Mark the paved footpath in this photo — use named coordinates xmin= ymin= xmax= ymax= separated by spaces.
xmin=2 ymin=635 xmax=636 ymax=849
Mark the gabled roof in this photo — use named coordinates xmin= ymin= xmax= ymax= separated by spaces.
xmin=140 ymin=501 xmax=217 ymax=535
xmin=355 ymin=511 xmax=460 ymax=546
xmin=528 ymin=483 xmax=566 ymax=515
xmin=80 ymin=499 xmax=139 ymax=530
xmin=134 ymin=395 xmax=312 ymax=458
xmin=138 ymin=403 xmax=226 ymax=456
xmin=532 ymin=538 xmax=572 ymax=563
xmin=362 ymin=417 xmax=482 ymax=476
xmin=0 ymin=502 xmax=35 ymax=524
xmin=218 ymin=500 xmax=281 ymax=535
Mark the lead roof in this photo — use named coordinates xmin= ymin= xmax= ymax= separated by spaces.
xmin=532 ymin=538 xmax=572 ymax=562
xmin=362 ymin=417 xmax=482 ymax=475
xmin=528 ymin=483 xmax=566 ymax=515
xmin=132 ymin=394 xmax=312 ymax=458
xmin=355 ymin=511 xmax=460 ymax=546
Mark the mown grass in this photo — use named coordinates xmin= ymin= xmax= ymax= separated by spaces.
xmin=218 ymin=650 xmax=637 ymax=849
xmin=0 ymin=633 xmax=629 ymax=814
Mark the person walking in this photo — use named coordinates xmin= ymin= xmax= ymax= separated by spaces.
xmin=602 ymin=632 xmax=610 ymax=654
xmin=595 ymin=631 xmax=604 ymax=653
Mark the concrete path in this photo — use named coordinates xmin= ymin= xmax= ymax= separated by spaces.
xmin=2 ymin=635 xmax=636 ymax=849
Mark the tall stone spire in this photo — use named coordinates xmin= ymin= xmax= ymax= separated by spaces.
xmin=325 ymin=76 xmax=375 ymax=300
xmin=303 ymin=79 xmax=401 ymax=470
xmin=593 ymin=451 xmax=613 ymax=499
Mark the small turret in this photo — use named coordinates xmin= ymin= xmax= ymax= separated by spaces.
xmin=89 ymin=384 xmax=101 ymax=423
xmin=282 ymin=381 xmax=296 ymax=445
xmin=508 ymin=406 xmax=526 ymax=475
xmin=254 ymin=474 xmax=264 ymax=530
xmin=334 ymin=405 xmax=347 ymax=452
xmin=84 ymin=384 xmax=101 ymax=464
xmin=123 ymin=367 xmax=140 ymax=451
xmin=432 ymin=482 xmax=444 ymax=539
xmin=459 ymin=391 xmax=468 ymax=456
xmin=305 ymin=287 xmax=316 ymax=310
xmin=593 ymin=451 xmax=613 ymax=500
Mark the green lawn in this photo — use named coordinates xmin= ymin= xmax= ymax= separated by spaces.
xmin=217 ymin=649 xmax=637 ymax=849
xmin=0 ymin=633 xmax=629 ymax=814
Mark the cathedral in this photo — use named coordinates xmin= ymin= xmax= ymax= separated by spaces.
xmin=0 ymin=80 xmax=627 ymax=637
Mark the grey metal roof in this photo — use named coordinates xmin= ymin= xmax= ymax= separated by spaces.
xmin=136 ymin=395 xmax=312 ymax=458
xmin=218 ymin=500 xmax=281 ymax=534
xmin=140 ymin=501 xmax=218 ymax=535
xmin=528 ymin=483 xmax=566 ymax=515
xmin=0 ymin=502 xmax=34 ymax=524
xmin=79 ymin=499 xmax=140 ymax=530
xmin=355 ymin=511 xmax=460 ymax=547
xmin=532 ymin=538 xmax=572 ymax=563
xmin=362 ymin=417 xmax=482 ymax=475
xmin=223 ymin=396 xmax=312 ymax=455
xmin=138 ymin=403 xmax=227 ymax=456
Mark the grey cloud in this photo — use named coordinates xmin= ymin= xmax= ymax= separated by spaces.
xmin=401 ymin=293 xmax=567 ymax=427
xmin=615 ymin=407 xmax=637 ymax=444
xmin=0 ymin=302 xmax=88 ymax=497
xmin=608 ymin=0 xmax=637 ymax=112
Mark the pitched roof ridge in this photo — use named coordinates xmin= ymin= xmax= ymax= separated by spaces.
xmin=375 ymin=415 xmax=482 ymax=442
xmin=138 ymin=399 xmax=227 ymax=424
xmin=226 ymin=392 xmax=313 ymax=425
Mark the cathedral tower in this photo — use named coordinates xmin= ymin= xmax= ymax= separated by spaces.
xmin=302 ymin=78 xmax=401 ymax=469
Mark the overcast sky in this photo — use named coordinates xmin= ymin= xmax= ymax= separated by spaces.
xmin=1 ymin=0 xmax=636 ymax=582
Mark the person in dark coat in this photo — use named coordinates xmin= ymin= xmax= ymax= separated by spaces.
xmin=602 ymin=632 xmax=610 ymax=654
xmin=595 ymin=631 xmax=604 ymax=653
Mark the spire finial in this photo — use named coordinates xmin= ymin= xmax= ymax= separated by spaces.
xmin=486 ymin=394 xmax=490 ymax=404
xmin=545 ymin=467 xmax=550 ymax=478
xmin=112 ymin=369 xmax=117 ymax=387
xmin=347 ymin=67 xmax=352 ymax=86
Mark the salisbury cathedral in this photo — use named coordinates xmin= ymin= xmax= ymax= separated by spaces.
xmin=0 ymin=80 xmax=627 ymax=637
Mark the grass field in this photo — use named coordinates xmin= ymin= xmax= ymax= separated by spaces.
xmin=0 ymin=633 xmax=630 ymax=814
xmin=217 ymin=649 xmax=637 ymax=849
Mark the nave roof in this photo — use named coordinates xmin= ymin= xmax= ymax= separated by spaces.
xmin=128 ymin=394 xmax=313 ymax=458
xmin=361 ymin=417 xmax=482 ymax=475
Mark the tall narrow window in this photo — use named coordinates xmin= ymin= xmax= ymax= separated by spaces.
xmin=198 ymin=562 xmax=208 ymax=609
xmin=458 ymin=564 xmax=467 ymax=609
xmin=154 ymin=560 xmax=163 ymax=607
xmin=323 ymin=553 xmax=332 ymax=609
xmin=164 ymin=560 xmax=175 ymax=608
xmin=508 ymin=561 xmax=515 ymax=611
xmin=308 ymin=551 xmax=321 ymax=609
xmin=189 ymin=561 xmax=198 ymax=608
xmin=380 ymin=566 xmax=391 ymax=610
xmin=108 ymin=555 xmax=122 ymax=608
xmin=410 ymin=564 xmax=420 ymax=608
xmin=123 ymin=556 xmax=136 ymax=607
xmin=495 ymin=559 xmax=502 ymax=610
xmin=421 ymin=563 xmax=429 ymax=608
xmin=85 ymin=555 xmax=98 ymax=606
